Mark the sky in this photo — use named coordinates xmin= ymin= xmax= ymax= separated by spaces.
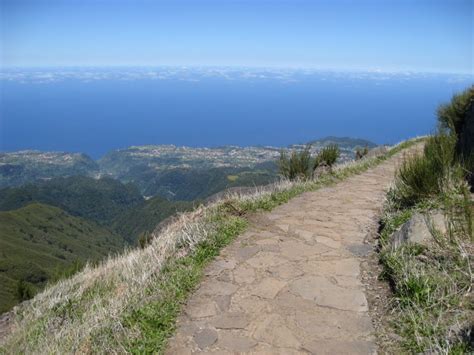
xmin=0 ymin=0 xmax=473 ymax=73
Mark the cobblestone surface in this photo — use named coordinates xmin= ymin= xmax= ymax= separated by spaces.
xmin=167 ymin=147 xmax=419 ymax=354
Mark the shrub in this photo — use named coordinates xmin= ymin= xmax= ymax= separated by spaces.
xmin=437 ymin=85 xmax=474 ymax=136
xmin=355 ymin=146 xmax=369 ymax=160
xmin=393 ymin=153 xmax=440 ymax=207
xmin=278 ymin=145 xmax=312 ymax=180
xmin=138 ymin=231 xmax=153 ymax=248
xmin=15 ymin=279 xmax=34 ymax=302
xmin=314 ymin=144 xmax=340 ymax=169
xmin=462 ymin=153 xmax=474 ymax=190
xmin=392 ymin=134 xmax=457 ymax=207
xmin=51 ymin=260 xmax=85 ymax=283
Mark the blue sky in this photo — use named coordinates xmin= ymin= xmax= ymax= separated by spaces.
xmin=1 ymin=0 xmax=472 ymax=73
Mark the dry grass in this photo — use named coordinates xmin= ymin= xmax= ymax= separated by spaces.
xmin=379 ymin=143 xmax=473 ymax=353
xmin=0 ymin=138 xmax=421 ymax=353
xmin=2 ymin=205 xmax=214 ymax=352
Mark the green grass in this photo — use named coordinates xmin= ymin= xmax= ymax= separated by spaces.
xmin=379 ymin=205 xmax=473 ymax=352
xmin=379 ymin=186 xmax=473 ymax=352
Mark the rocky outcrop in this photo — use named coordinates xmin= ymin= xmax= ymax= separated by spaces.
xmin=389 ymin=211 xmax=447 ymax=250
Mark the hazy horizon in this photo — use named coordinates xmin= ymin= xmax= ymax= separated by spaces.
xmin=1 ymin=0 xmax=472 ymax=157
xmin=1 ymin=66 xmax=471 ymax=158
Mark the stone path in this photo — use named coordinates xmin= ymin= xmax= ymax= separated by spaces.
xmin=166 ymin=147 xmax=419 ymax=354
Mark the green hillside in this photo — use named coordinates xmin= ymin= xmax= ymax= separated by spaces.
xmin=0 ymin=176 xmax=144 ymax=225
xmin=112 ymin=196 xmax=194 ymax=243
xmin=0 ymin=203 xmax=126 ymax=313
xmin=134 ymin=165 xmax=277 ymax=200
xmin=0 ymin=176 xmax=198 ymax=244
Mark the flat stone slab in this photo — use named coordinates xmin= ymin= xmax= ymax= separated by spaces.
xmin=217 ymin=332 xmax=257 ymax=352
xmin=289 ymin=275 xmax=368 ymax=312
xmin=303 ymin=339 xmax=377 ymax=354
xmin=211 ymin=313 xmax=249 ymax=329
xmin=250 ymin=278 xmax=286 ymax=299
xmin=193 ymin=328 xmax=218 ymax=349
xmin=166 ymin=146 xmax=420 ymax=354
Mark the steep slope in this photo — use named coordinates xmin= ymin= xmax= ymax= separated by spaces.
xmin=0 ymin=176 xmax=143 ymax=225
xmin=0 ymin=176 xmax=195 ymax=244
xmin=111 ymin=196 xmax=194 ymax=243
xmin=0 ymin=203 xmax=126 ymax=313
xmin=133 ymin=165 xmax=277 ymax=200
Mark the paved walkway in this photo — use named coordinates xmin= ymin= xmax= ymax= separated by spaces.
xmin=167 ymin=147 xmax=418 ymax=354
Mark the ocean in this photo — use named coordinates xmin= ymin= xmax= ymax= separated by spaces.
xmin=0 ymin=67 xmax=472 ymax=159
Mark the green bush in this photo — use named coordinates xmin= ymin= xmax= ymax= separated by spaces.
xmin=393 ymin=153 xmax=440 ymax=207
xmin=15 ymin=279 xmax=34 ymax=302
xmin=392 ymin=134 xmax=457 ymax=207
xmin=314 ymin=144 xmax=340 ymax=169
xmin=50 ymin=260 xmax=85 ymax=283
xmin=138 ymin=231 xmax=153 ymax=249
xmin=278 ymin=145 xmax=312 ymax=180
xmin=437 ymin=85 xmax=474 ymax=136
xmin=355 ymin=146 xmax=369 ymax=160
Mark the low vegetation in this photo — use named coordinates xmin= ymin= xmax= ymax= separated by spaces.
xmin=355 ymin=146 xmax=369 ymax=160
xmin=278 ymin=145 xmax=312 ymax=180
xmin=314 ymin=143 xmax=340 ymax=169
xmin=278 ymin=143 xmax=341 ymax=180
xmin=378 ymin=86 xmax=473 ymax=353
xmin=0 ymin=138 xmax=419 ymax=353
xmin=437 ymin=85 xmax=474 ymax=137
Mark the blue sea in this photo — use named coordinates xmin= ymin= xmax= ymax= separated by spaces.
xmin=1 ymin=67 xmax=472 ymax=159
